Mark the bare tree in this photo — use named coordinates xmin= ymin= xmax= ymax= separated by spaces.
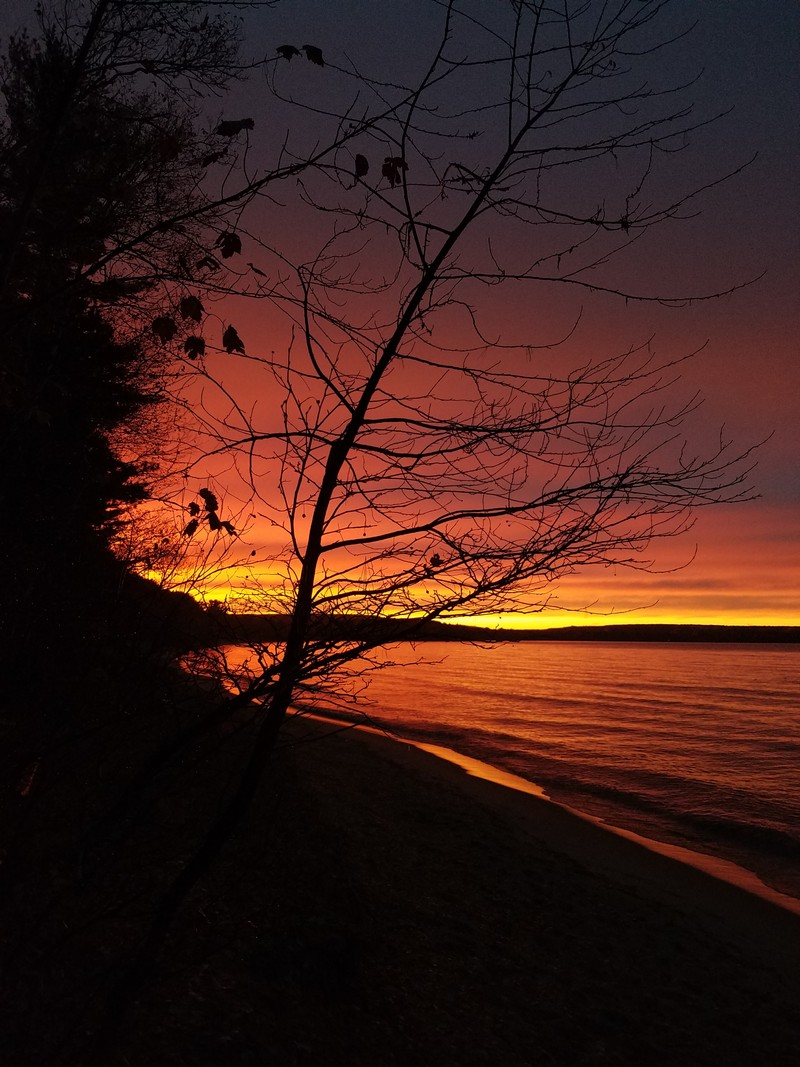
xmin=184 ymin=0 xmax=754 ymax=695
xmin=85 ymin=0 xmax=759 ymax=1035
xmin=2 ymin=3 xmax=761 ymax=1053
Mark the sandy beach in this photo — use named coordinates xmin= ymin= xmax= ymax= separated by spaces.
xmin=105 ymin=711 xmax=800 ymax=1066
xmin=6 ymin=705 xmax=800 ymax=1066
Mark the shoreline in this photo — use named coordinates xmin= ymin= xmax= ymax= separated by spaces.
xmin=307 ymin=702 xmax=800 ymax=914
xmin=301 ymin=713 xmax=800 ymax=975
xmin=241 ymin=711 xmax=800 ymax=1063
xmin=215 ymin=615 xmax=800 ymax=644
xmin=412 ymin=738 xmax=800 ymax=918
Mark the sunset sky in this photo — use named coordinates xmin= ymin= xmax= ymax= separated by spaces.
xmin=3 ymin=1 xmax=798 ymax=627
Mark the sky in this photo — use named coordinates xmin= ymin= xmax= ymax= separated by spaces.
xmin=3 ymin=1 xmax=798 ymax=627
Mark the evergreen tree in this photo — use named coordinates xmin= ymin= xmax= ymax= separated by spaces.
xmin=0 ymin=18 xmax=219 ymax=679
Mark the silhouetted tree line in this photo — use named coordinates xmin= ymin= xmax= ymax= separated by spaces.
xmin=0 ymin=20 xmax=224 ymax=687
xmin=0 ymin=10 xmax=257 ymax=1059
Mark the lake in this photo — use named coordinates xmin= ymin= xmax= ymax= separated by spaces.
xmin=282 ymin=640 xmax=800 ymax=902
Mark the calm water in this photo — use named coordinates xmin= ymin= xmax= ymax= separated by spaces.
xmin=306 ymin=641 xmax=800 ymax=900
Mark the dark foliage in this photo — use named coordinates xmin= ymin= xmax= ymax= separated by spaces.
xmin=276 ymin=44 xmax=300 ymax=62
xmin=214 ymin=117 xmax=254 ymax=137
xmin=0 ymin=26 xmax=200 ymax=683
xmin=302 ymin=44 xmax=324 ymax=66
xmin=0 ymin=9 xmax=255 ymax=1064
xmin=222 ymin=323 xmax=245 ymax=352
xmin=214 ymin=230 xmax=242 ymax=258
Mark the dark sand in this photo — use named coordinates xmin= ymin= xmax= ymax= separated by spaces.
xmin=6 ymin=710 xmax=800 ymax=1065
xmin=117 ymin=712 xmax=800 ymax=1066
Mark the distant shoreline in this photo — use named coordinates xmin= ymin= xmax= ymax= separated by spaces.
xmin=210 ymin=614 xmax=800 ymax=646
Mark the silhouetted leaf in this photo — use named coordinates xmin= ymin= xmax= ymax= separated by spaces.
xmin=215 ymin=118 xmax=254 ymax=137
xmin=184 ymin=518 xmax=199 ymax=537
xmin=200 ymin=149 xmax=227 ymax=167
xmin=222 ymin=325 xmax=245 ymax=353
xmin=381 ymin=156 xmax=408 ymax=188
xmin=248 ymin=262 xmax=267 ymax=277
xmin=302 ymin=44 xmax=324 ymax=66
xmin=430 ymin=552 xmax=442 ymax=567
xmin=183 ymin=335 xmax=206 ymax=360
xmin=151 ymin=316 xmax=177 ymax=343
xmin=188 ymin=501 xmax=200 ymax=516
xmin=215 ymin=231 xmax=242 ymax=258
xmin=196 ymin=255 xmax=220 ymax=272
xmin=277 ymin=44 xmax=300 ymax=61
xmin=180 ymin=295 xmax=204 ymax=321
xmin=207 ymin=511 xmax=222 ymax=531
xmin=221 ymin=520 xmax=236 ymax=535
xmin=198 ymin=487 xmax=219 ymax=512
xmin=354 ymin=153 xmax=369 ymax=179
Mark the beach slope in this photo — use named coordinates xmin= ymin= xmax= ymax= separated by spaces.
xmin=8 ymin=710 xmax=799 ymax=1066
xmin=130 ymin=713 xmax=800 ymax=1066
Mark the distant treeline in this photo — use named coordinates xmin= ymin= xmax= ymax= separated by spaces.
xmin=204 ymin=613 xmax=800 ymax=646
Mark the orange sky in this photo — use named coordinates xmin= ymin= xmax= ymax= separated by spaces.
xmin=136 ymin=1 xmax=799 ymax=628
xmin=0 ymin=8 xmax=794 ymax=627
xmin=182 ymin=236 xmax=798 ymax=628
xmin=192 ymin=500 xmax=798 ymax=628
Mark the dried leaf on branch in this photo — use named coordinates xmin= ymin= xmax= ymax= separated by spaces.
xmin=214 ymin=232 xmax=242 ymax=258
xmin=222 ymin=325 xmax=245 ymax=353
xmin=151 ymin=316 xmax=177 ymax=343
xmin=215 ymin=118 xmax=254 ymax=137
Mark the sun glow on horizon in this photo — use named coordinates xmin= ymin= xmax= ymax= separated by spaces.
xmin=441 ymin=608 xmax=799 ymax=630
xmin=155 ymin=498 xmax=799 ymax=630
